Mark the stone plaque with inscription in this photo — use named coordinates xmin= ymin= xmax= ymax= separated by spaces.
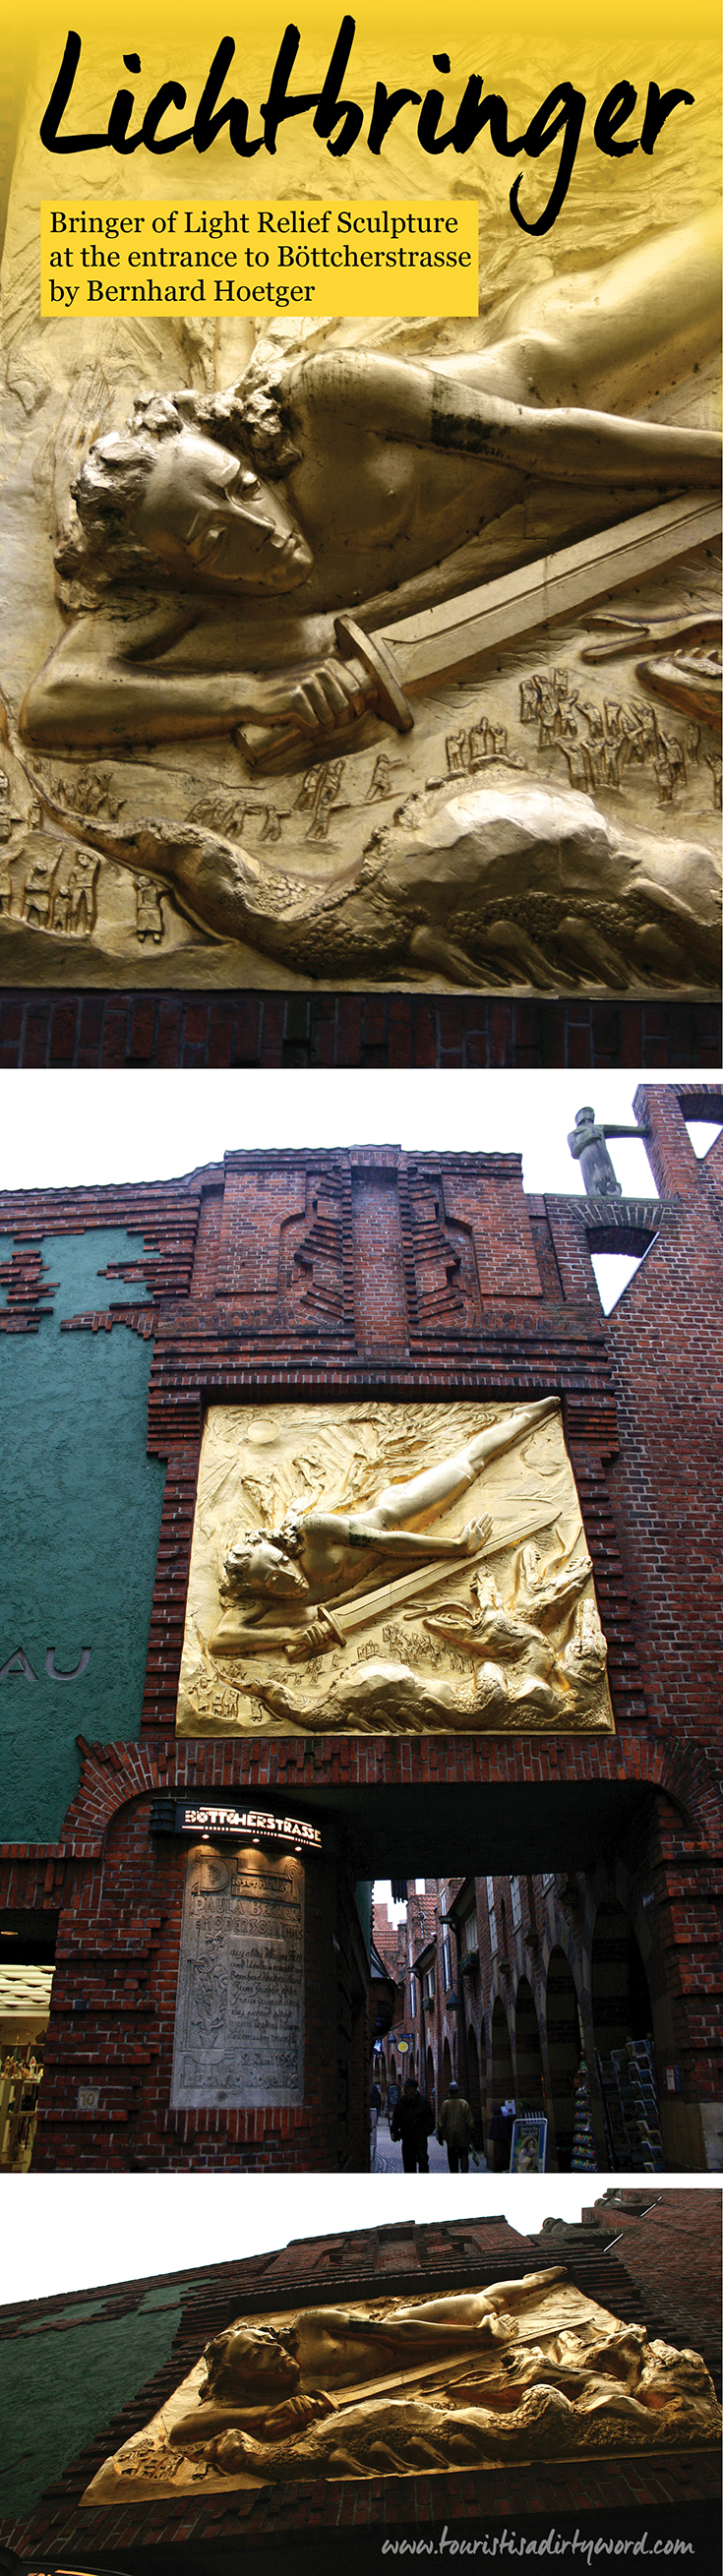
xmin=170 ymin=1845 xmax=304 ymax=2110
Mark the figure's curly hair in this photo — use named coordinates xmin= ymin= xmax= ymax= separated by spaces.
xmin=55 ymin=373 xmax=300 ymax=602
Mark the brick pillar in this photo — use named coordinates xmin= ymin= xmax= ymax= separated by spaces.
xmin=350 ymin=1152 xmax=407 ymax=1348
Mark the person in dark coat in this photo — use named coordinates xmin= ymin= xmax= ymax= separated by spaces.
xmin=390 ymin=2075 xmax=435 ymax=2172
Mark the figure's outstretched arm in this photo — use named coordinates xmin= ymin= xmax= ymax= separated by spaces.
xmin=366 ymin=1399 xmax=559 ymax=1534
xmin=20 ymin=620 xmax=364 ymax=751
xmin=300 ymin=348 xmax=720 ymax=490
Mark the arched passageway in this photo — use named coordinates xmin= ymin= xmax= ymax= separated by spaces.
xmin=545 ymin=1946 xmax=581 ymax=2171
xmin=514 ymin=1977 xmax=545 ymax=2113
xmin=467 ymin=2025 xmax=481 ymax=2126
xmin=489 ymin=1998 xmax=513 ymax=2168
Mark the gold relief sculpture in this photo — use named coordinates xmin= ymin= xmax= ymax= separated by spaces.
xmin=81 ymin=2267 xmax=721 ymax=2493
xmin=176 ymin=1399 xmax=615 ymax=1737
xmin=0 ymin=30 xmax=719 ymax=992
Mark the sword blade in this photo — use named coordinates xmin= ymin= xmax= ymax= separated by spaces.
xmin=379 ymin=495 xmax=723 ymax=690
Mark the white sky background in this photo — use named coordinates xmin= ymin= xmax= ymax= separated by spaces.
xmin=3 ymin=1070 xmax=718 ymax=1308
xmin=2 ymin=2173 xmax=718 ymax=2308
xmin=0 ymin=1068 xmax=684 ymax=1195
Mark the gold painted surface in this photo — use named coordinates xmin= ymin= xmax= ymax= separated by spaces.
xmin=176 ymin=1398 xmax=615 ymax=1736
xmin=0 ymin=35 xmax=719 ymax=992
xmin=81 ymin=2266 xmax=721 ymax=2492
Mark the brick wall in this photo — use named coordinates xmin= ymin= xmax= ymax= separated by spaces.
xmin=0 ymin=989 xmax=720 ymax=1067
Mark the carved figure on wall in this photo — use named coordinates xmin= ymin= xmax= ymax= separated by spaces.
xmin=20 ymin=217 xmax=720 ymax=764
xmin=567 ymin=1104 xmax=650 ymax=1197
xmin=176 ymin=1398 xmax=615 ymax=1738
xmin=135 ymin=874 xmax=164 ymax=941
xmin=82 ymin=2267 xmax=721 ymax=2495
xmin=218 ymin=1400 xmax=554 ymax=1634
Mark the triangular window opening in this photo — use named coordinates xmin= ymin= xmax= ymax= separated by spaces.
xmin=591 ymin=1249 xmax=647 ymax=1313
xmin=684 ymin=1118 xmax=723 ymax=1160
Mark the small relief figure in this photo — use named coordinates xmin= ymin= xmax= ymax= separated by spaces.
xmin=368 ymin=752 xmax=397 ymax=799
xmin=686 ymin=722 xmax=701 ymax=765
xmin=261 ymin=806 xmax=282 ymax=842
xmin=22 ymin=852 xmax=55 ymax=928
xmin=468 ymin=716 xmax=490 ymax=767
xmin=567 ymin=1103 xmax=649 ymax=1198
xmin=51 ymin=868 xmax=75 ymax=933
xmin=536 ymin=680 xmax=559 ymax=749
xmin=68 ymin=853 xmax=99 ymax=933
xmin=654 ymin=752 xmax=674 ymax=805
xmin=598 ymin=734 xmax=629 ymax=790
xmin=306 ymin=758 xmax=345 ymax=840
xmin=615 ymin=702 xmax=645 ymax=762
xmin=135 ymin=873 xmax=164 ymax=942
xmin=705 ymin=750 xmax=722 ymax=810
xmin=555 ymin=740 xmax=593 ymax=794
xmin=552 ymin=671 xmax=578 ymax=736
xmin=293 ymin=765 xmax=325 ymax=813
xmin=488 ymin=721 xmax=509 ymax=758
xmin=446 ymin=729 xmax=468 ymax=776
xmin=658 ymin=731 xmax=686 ymax=791
xmin=518 ymin=677 xmax=541 ymax=726
xmin=577 ymin=697 xmax=605 ymax=743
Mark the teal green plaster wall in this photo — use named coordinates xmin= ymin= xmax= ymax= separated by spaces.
xmin=0 ymin=2282 xmax=184 ymax=2517
xmin=0 ymin=1231 xmax=166 ymax=1843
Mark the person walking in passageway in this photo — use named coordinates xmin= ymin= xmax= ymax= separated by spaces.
xmin=390 ymin=2075 xmax=435 ymax=2173
xmin=437 ymin=2080 xmax=475 ymax=2174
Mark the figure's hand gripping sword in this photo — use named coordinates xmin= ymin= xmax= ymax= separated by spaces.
xmin=237 ymin=494 xmax=722 ymax=775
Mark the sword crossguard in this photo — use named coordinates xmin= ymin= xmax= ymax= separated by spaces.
xmin=236 ymin=620 xmax=414 ymax=775
xmin=332 ymin=616 xmax=414 ymax=735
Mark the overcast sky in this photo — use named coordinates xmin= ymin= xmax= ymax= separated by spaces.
xmin=4 ymin=1068 xmax=716 ymax=1312
xmin=1 ymin=2172 xmax=714 ymax=2307
xmin=0 ymin=1068 xmax=678 ymax=1197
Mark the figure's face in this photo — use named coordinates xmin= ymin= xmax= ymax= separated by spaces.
xmin=130 ymin=432 xmax=313 ymax=591
xmin=226 ymin=1536 xmax=310 ymax=1599
xmin=206 ymin=2323 xmax=299 ymax=2396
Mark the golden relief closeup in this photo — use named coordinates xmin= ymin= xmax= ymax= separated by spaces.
xmin=176 ymin=1398 xmax=614 ymax=1737
xmin=0 ymin=30 xmax=719 ymax=992
xmin=81 ymin=2268 xmax=722 ymax=2490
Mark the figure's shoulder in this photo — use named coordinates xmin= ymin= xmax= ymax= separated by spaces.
xmin=64 ymin=582 xmax=203 ymax=659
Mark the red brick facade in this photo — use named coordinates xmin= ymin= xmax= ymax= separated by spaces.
xmin=0 ymin=990 xmax=720 ymax=1067
xmin=1 ymin=1084 xmax=722 ymax=2171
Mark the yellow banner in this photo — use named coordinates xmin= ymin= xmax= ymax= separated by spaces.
xmin=40 ymin=197 xmax=479 ymax=316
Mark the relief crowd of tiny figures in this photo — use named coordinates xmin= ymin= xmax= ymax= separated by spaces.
xmin=0 ymin=768 xmax=165 ymax=944
xmin=2 ymin=618 xmax=719 ymax=986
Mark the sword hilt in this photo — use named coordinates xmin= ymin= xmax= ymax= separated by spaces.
xmin=236 ymin=617 xmax=414 ymax=776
